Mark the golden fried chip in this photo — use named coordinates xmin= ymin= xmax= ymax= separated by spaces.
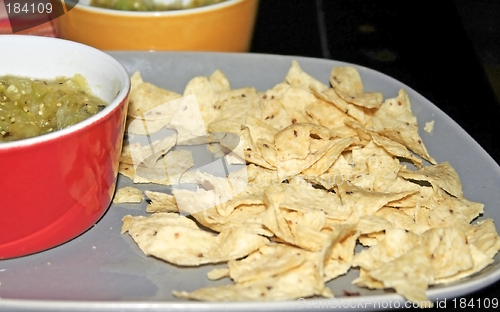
xmin=336 ymin=183 xmax=416 ymax=218
xmin=274 ymin=123 xmax=327 ymax=159
xmin=323 ymin=224 xmax=359 ymax=262
xmin=120 ymin=132 xmax=176 ymax=166
xmin=113 ymin=186 xmax=144 ymax=204
xmin=218 ymin=183 xmax=266 ymax=217
xmin=421 ymin=227 xmax=474 ymax=279
xmin=222 ymin=205 xmax=273 ymax=237
xmin=209 ymin=69 xmax=231 ymax=93
xmin=132 ymin=149 xmax=194 ymax=185
xmin=261 ymin=189 xmax=296 ymax=247
xmin=123 ymin=213 xmax=268 ymax=266
xmin=165 ymin=95 xmax=211 ymax=145
xmin=353 ymin=228 xmax=420 ymax=271
xmin=330 ymin=67 xmax=364 ymax=94
xmin=368 ymin=246 xmax=434 ymax=307
xmin=465 ymin=219 xmax=500 ymax=258
xmin=375 ymin=207 xmax=417 ymax=233
xmin=244 ymin=116 xmax=279 ymax=146
xmin=174 ymin=171 xmax=235 ymax=216
xmin=311 ymin=87 xmax=372 ymax=126
xmin=183 ymin=75 xmax=220 ymax=125
xmin=125 ymin=115 xmax=169 ymax=135
xmin=433 ymin=244 xmax=493 ymax=285
xmin=274 ymin=123 xmax=334 ymax=178
xmin=356 ymin=215 xmax=394 ymax=235
xmin=329 ymin=67 xmax=383 ymax=109
xmin=207 ymin=267 xmax=230 ymax=280
xmin=352 ymin=268 xmax=385 ymax=290
xmin=144 ymin=190 xmax=178 ymax=213
xmin=424 ymin=120 xmax=435 ymax=133
xmin=261 ymin=186 xmax=331 ymax=252
xmin=277 ymin=182 xmax=352 ymax=221
xmin=281 ymin=86 xmax=319 ymax=113
xmin=335 ymin=88 xmax=383 ymax=109
xmin=261 ymin=82 xmax=290 ymax=101
xmin=190 ymin=204 xmax=271 ymax=237
xmin=368 ymin=89 xmax=435 ymax=164
xmin=128 ymin=132 xmax=177 ymax=168
xmin=118 ymin=162 xmax=135 ymax=180
xmin=425 ymin=188 xmax=484 ymax=228
xmin=399 ymin=161 xmax=463 ymax=198
xmin=240 ymin=127 xmax=275 ymax=170
xmin=173 ymin=259 xmax=331 ymax=301
xmin=306 ymin=99 xmax=358 ymax=137
xmin=127 ymin=71 xmax=182 ymax=118
xmin=349 ymin=140 xmax=411 ymax=193
xmin=357 ymin=232 xmax=386 ymax=247
xmin=320 ymin=224 xmax=358 ymax=281
xmin=121 ymin=212 xmax=199 ymax=235
xmin=369 ymin=131 xmax=423 ymax=168
xmin=256 ymin=139 xmax=277 ymax=167
xmin=301 ymin=137 xmax=356 ymax=177
xmin=215 ymin=88 xmax=262 ymax=125
xmin=227 ymin=244 xmax=307 ymax=284
xmin=285 ymin=60 xmax=329 ymax=92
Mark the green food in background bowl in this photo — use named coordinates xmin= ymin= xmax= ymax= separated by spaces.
xmin=89 ymin=0 xmax=226 ymax=11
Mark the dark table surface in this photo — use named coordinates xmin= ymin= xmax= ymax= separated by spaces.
xmin=250 ymin=0 xmax=500 ymax=309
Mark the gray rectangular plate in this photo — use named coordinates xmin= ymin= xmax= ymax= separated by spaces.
xmin=1 ymin=52 xmax=499 ymax=311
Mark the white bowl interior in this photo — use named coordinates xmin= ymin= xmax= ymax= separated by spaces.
xmin=0 ymin=35 xmax=130 ymax=146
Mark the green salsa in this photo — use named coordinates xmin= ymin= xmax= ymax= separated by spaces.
xmin=89 ymin=0 xmax=226 ymax=12
xmin=0 ymin=74 xmax=107 ymax=143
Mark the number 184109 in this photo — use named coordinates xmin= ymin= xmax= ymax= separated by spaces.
xmin=452 ymin=297 xmax=498 ymax=309
xmin=5 ymin=2 xmax=53 ymax=14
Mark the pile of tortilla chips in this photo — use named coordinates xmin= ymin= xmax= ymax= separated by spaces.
xmin=117 ymin=61 xmax=500 ymax=307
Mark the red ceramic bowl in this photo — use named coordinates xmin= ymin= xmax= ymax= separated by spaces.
xmin=0 ymin=35 xmax=130 ymax=259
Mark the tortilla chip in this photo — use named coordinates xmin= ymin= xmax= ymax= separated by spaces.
xmin=127 ymin=71 xmax=182 ymax=118
xmin=123 ymin=213 xmax=268 ymax=266
xmin=113 ymin=186 xmax=144 ymax=204
xmin=228 ymin=244 xmax=307 ymax=284
xmin=301 ymin=137 xmax=356 ymax=177
xmin=311 ymin=87 xmax=373 ymax=126
xmin=465 ymin=219 xmax=500 ymax=258
xmin=368 ymin=89 xmax=435 ymax=164
xmin=353 ymin=228 xmax=420 ymax=271
xmin=335 ymin=88 xmax=383 ymax=109
xmin=399 ymin=161 xmax=463 ymax=198
xmin=285 ymin=60 xmax=329 ymax=92
xmin=207 ymin=267 xmax=230 ymax=280
xmin=433 ymin=244 xmax=493 ymax=285
xmin=336 ymin=183 xmax=416 ymax=218
xmin=425 ymin=188 xmax=484 ymax=228
xmin=368 ymin=246 xmax=434 ymax=307
xmin=133 ymin=149 xmax=194 ymax=185
xmin=118 ymin=162 xmax=135 ymax=180
xmin=144 ymin=191 xmax=178 ymax=213
xmin=173 ymin=258 xmax=331 ymax=301
xmin=421 ymin=227 xmax=474 ymax=279
xmin=306 ymin=99 xmax=358 ymax=137
xmin=424 ymin=120 xmax=434 ymax=133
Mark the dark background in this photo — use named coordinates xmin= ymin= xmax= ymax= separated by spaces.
xmin=250 ymin=0 xmax=500 ymax=309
